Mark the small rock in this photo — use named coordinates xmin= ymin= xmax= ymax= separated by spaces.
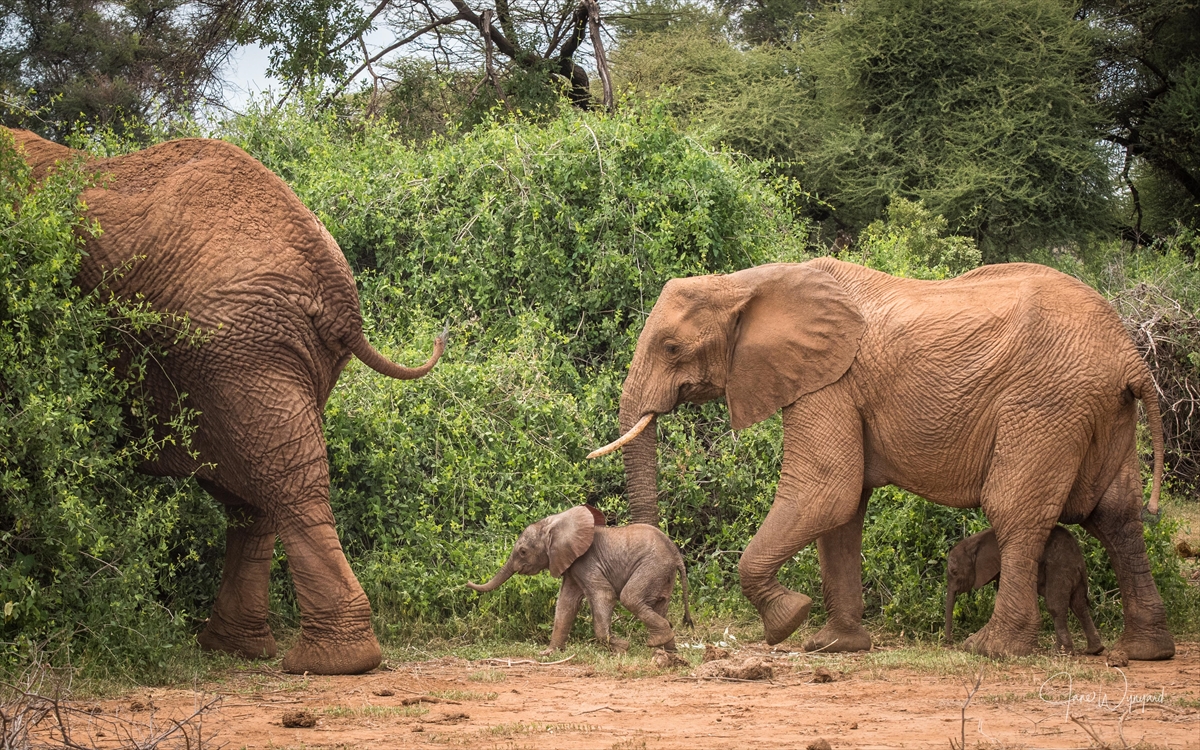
xmin=810 ymin=667 xmax=835 ymax=683
xmin=849 ymin=722 xmax=858 ymax=730
xmin=372 ymin=688 xmax=395 ymax=697
xmin=807 ymin=739 xmax=832 ymax=750
xmin=282 ymin=710 xmax=317 ymax=728
xmin=653 ymin=648 xmax=690 ymax=668
xmin=1177 ymin=540 xmax=1195 ymax=558
xmin=411 ymin=725 xmax=425 ymax=733
xmin=432 ymin=711 xmax=470 ymax=724
xmin=129 ymin=700 xmax=147 ymax=712
xmin=1106 ymin=649 xmax=1129 ymax=668
xmin=703 ymin=643 xmax=730 ymax=663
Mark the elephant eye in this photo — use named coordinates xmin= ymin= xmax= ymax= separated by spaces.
xmin=664 ymin=342 xmax=680 ymax=356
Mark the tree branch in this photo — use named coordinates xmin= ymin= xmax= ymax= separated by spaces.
xmin=323 ymin=11 xmax=465 ymax=102
xmin=448 ymin=0 xmax=522 ymax=60
xmin=585 ymin=0 xmax=613 ymax=110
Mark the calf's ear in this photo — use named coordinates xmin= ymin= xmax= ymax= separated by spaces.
xmin=544 ymin=506 xmax=598 ymax=577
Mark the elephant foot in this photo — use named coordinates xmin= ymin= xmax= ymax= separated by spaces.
xmin=961 ymin=622 xmax=1036 ymax=659
xmin=281 ymin=631 xmax=382 ymax=675
xmin=803 ymin=621 xmax=872 ymax=653
xmin=604 ymin=637 xmax=630 ymax=654
xmin=759 ymin=591 xmax=812 ymax=646
xmin=1113 ymin=629 xmax=1174 ymax=661
xmin=196 ymin=618 xmax=277 ymax=660
xmin=1083 ymin=642 xmax=1106 ymax=656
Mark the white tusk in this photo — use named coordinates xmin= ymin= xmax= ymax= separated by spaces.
xmin=587 ymin=413 xmax=656 ymax=459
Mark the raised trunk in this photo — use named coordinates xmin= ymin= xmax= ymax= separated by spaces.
xmin=467 ymin=558 xmax=516 ymax=592
xmin=619 ymin=394 xmax=659 ymax=526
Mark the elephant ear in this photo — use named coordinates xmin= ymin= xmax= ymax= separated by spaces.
xmin=726 ymin=263 xmax=866 ymax=430
xmin=973 ymin=532 xmax=1001 ymax=590
xmin=544 ymin=506 xmax=598 ymax=577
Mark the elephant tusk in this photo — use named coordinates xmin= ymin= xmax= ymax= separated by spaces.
xmin=587 ymin=413 xmax=655 ymax=459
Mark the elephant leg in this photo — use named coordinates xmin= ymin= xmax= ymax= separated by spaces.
xmin=196 ymin=481 xmax=277 ymax=659
xmin=1070 ymin=584 xmax=1104 ymax=655
xmin=739 ymin=391 xmax=865 ymax=646
xmin=964 ymin=421 xmax=1074 ymax=658
xmin=1043 ymin=576 xmax=1075 ymax=654
xmin=804 ymin=488 xmax=872 ymax=653
xmin=589 ymin=586 xmax=626 ymax=653
xmin=1081 ymin=461 xmax=1173 ymax=660
xmin=620 ymin=571 xmax=676 ymax=651
xmin=545 ymin=575 xmax=585 ymax=653
xmin=199 ymin=380 xmax=381 ymax=675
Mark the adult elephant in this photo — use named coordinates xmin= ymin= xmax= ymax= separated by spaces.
xmin=8 ymin=128 xmax=446 ymax=675
xmin=590 ymin=258 xmax=1173 ymax=660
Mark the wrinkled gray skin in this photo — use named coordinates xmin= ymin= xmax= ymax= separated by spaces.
xmin=946 ymin=527 xmax=1104 ymax=655
xmin=468 ymin=506 xmax=693 ymax=653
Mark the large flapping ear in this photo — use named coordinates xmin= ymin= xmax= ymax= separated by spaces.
xmin=545 ymin=506 xmax=598 ymax=577
xmin=726 ymin=263 xmax=865 ymax=429
xmin=972 ymin=532 xmax=1001 ymax=590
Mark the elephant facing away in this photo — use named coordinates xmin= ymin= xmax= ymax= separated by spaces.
xmin=468 ymin=506 xmax=693 ymax=653
xmin=592 ymin=257 xmax=1171 ymax=660
xmin=7 ymin=128 xmax=446 ymax=675
xmin=946 ymin=526 xmax=1103 ymax=655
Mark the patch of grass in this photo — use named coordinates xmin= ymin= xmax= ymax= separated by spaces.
xmin=467 ymin=670 xmax=507 ymax=683
xmin=482 ymin=721 xmax=594 ymax=737
xmin=321 ymin=704 xmax=428 ymax=718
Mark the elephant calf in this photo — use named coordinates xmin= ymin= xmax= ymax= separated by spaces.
xmin=946 ymin=526 xmax=1103 ymax=655
xmin=468 ymin=505 xmax=693 ymax=653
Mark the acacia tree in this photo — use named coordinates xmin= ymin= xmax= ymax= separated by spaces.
xmin=1084 ymin=0 xmax=1200 ymax=239
xmin=614 ymin=0 xmax=1115 ymax=260
xmin=243 ymin=0 xmax=617 ymax=109
xmin=0 ymin=0 xmax=245 ymax=138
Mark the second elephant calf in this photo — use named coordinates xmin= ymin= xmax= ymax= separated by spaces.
xmin=945 ymin=526 xmax=1103 ymax=655
xmin=468 ymin=506 xmax=693 ymax=653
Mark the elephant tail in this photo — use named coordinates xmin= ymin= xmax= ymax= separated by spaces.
xmin=1132 ymin=370 xmax=1165 ymax=515
xmin=348 ymin=324 xmax=448 ymax=380
xmin=676 ymin=551 xmax=694 ymax=629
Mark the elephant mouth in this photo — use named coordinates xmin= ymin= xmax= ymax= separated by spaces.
xmin=587 ymin=413 xmax=656 ymax=458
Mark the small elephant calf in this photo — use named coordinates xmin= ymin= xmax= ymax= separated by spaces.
xmin=468 ymin=505 xmax=693 ymax=653
xmin=945 ymin=526 xmax=1103 ymax=655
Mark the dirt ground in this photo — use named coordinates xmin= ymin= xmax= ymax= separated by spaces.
xmin=45 ymin=640 xmax=1200 ymax=750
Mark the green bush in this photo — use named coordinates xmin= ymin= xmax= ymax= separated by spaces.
xmin=0 ymin=131 xmax=224 ymax=678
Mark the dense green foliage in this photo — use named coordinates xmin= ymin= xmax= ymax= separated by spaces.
xmin=614 ymin=0 xmax=1115 ymax=259
xmin=0 ymin=132 xmax=224 ymax=676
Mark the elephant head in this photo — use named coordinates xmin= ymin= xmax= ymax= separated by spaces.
xmin=468 ymin=506 xmax=606 ymax=591
xmin=944 ymin=529 xmax=1001 ymax=640
xmin=591 ymin=262 xmax=866 ymax=524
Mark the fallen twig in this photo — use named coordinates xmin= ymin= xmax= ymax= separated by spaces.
xmin=576 ymin=705 xmax=621 ymax=714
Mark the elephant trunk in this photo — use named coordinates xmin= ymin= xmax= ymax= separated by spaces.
xmin=619 ymin=392 xmax=659 ymax=526
xmin=945 ymin=581 xmax=958 ymax=641
xmin=467 ymin=558 xmax=516 ymax=593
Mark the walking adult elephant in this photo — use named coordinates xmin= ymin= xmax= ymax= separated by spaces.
xmin=7 ymin=128 xmax=446 ymax=675
xmin=590 ymin=258 xmax=1172 ymax=660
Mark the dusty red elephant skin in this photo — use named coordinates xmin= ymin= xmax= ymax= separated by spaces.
xmin=605 ymin=259 xmax=1173 ymax=661
xmin=6 ymin=128 xmax=445 ymax=675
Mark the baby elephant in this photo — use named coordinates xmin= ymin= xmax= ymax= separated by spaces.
xmin=468 ymin=505 xmax=693 ymax=653
xmin=945 ymin=526 xmax=1103 ymax=655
